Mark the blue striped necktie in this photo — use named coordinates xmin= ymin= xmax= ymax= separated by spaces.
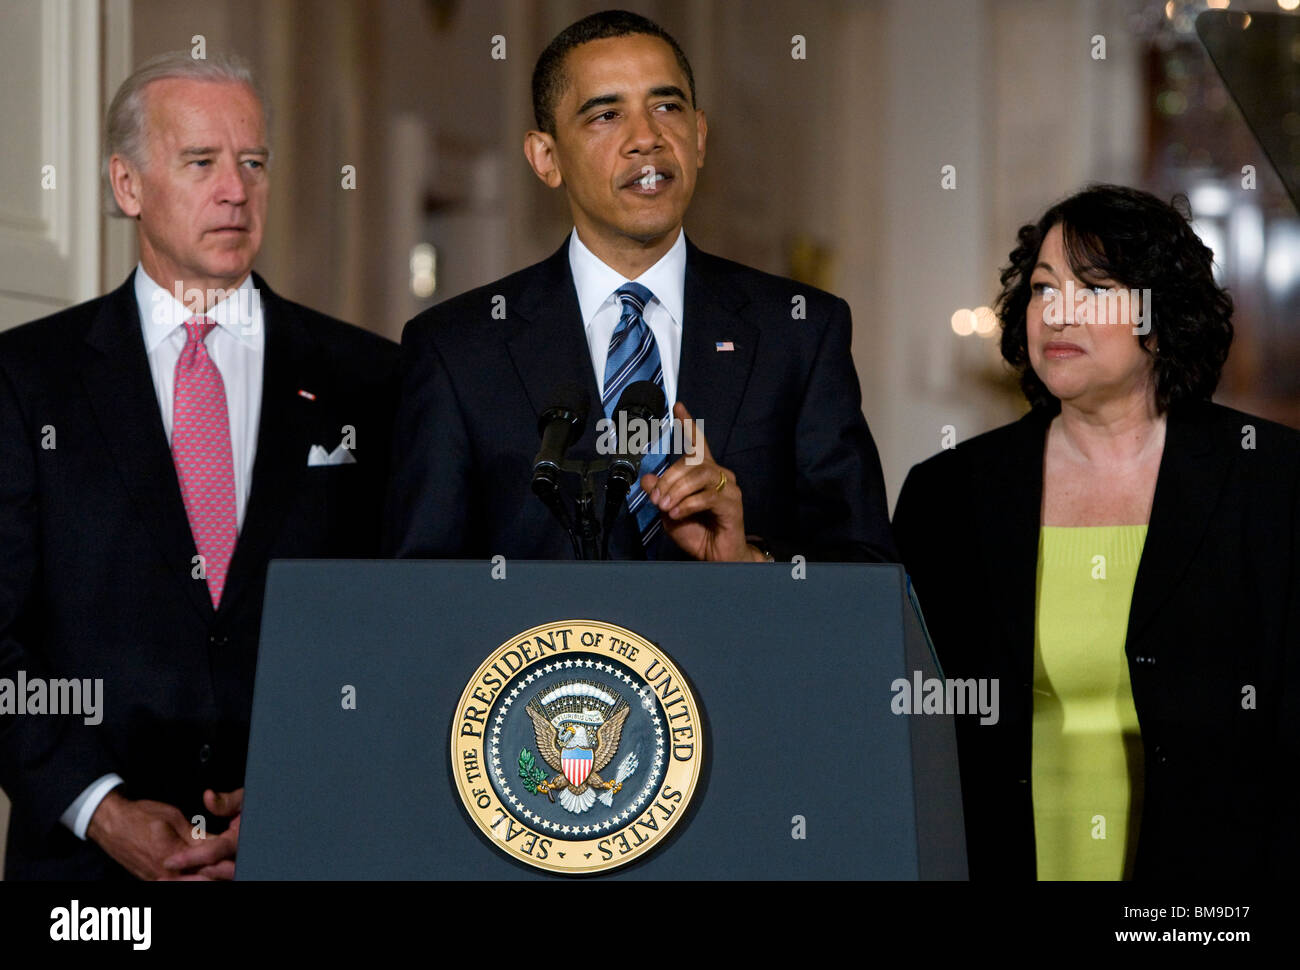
xmin=603 ymin=282 xmax=670 ymax=549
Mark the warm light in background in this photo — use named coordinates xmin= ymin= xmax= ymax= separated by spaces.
xmin=1280 ymin=0 xmax=1299 ymax=12
xmin=973 ymin=306 xmax=998 ymax=338
xmin=951 ymin=306 xmax=998 ymax=338
xmin=410 ymin=243 xmax=437 ymax=299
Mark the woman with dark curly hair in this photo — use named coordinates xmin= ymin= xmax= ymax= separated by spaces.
xmin=893 ymin=184 xmax=1299 ymax=880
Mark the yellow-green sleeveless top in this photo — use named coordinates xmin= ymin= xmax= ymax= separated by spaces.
xmin=1032 ymin=525 xmax=1147 ymax=880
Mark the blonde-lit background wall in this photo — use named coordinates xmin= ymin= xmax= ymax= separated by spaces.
xmin=1 ymin=0 xmax=1293 ymax=876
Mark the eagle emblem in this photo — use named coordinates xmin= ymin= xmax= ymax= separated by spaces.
xmin=519 ymin=679 xmax=640 ymax=814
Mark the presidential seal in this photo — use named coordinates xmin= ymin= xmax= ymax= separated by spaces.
xmin=451 ymin=620 xmax=703 ymax=875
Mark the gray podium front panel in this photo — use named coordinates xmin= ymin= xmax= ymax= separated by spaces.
xmin=238 ymin=561 xmax=966 ymax=880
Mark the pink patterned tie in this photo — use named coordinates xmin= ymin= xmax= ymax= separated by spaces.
xmin=173 ymin=316 xmax=237 ymax=609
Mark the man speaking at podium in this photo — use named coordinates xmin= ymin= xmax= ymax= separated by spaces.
xmin=387 ymin=10 xmax=895 ymax=564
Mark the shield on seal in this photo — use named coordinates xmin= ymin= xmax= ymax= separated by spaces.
xmin=562 ymin=747 xmax=594 ymax=787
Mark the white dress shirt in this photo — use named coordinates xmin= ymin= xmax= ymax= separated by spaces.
xmin=61 ymin=265 xmax=265 ymax=840
xmin=568 ymin=227 xmax=685 ymax=411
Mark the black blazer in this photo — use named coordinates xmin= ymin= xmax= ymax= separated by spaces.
xmin=385 ymin=235 xmax=896 ymax=563
xmin=892 ymin=400 xmax=1300 ymax=879
xmin=0 ymin=271 xmax=399 ymax=879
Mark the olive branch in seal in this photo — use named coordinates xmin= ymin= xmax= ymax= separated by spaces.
xmin=519 ymin=748 xmax=548 ymax=794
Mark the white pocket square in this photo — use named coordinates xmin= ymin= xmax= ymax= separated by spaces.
xmin=307 ymin=443 xmax=357 ymax=466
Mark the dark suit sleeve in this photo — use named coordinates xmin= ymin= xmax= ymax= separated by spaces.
xmin=383 ymin=319 xmax=473 ymax=557
xmin=891 ymin=453 xmax=984 ymax=679
xmin=767 ymin=297 xmax=896 ymax=563
xmin=892 ymin=463 xmax=929 ymax=592
xmin=352 ymin=336 xmax=401 ymax=557
xmin=0 ymin=361 xmax=117 ymax=836
xmin=892 ymin=456 xmax=959 ymax=649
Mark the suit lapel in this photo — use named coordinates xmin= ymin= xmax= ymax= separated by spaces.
xmin=220 ymin=276 xmax=317 ymax=613
xmin=79 ymin=273 xmax=214 ymax=620
xmin=642 ymin=241 xmax=759 ymax=559
xmin=506 ymin=239 xmax=604 ymax=450
xmin=1127 ymin=401 xmax=1232 ymax=644
xmin=974 ymin=408 xmax=1052 ymax=689
xmin=676 ymin=239 xmax=759 ymax=459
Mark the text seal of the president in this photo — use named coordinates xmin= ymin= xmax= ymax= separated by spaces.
xmin=452 ymin=619 xmax=703 ymax=874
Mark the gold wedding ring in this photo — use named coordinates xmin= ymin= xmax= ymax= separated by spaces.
xmin=714 ymin=470 xmax=727 ymax=492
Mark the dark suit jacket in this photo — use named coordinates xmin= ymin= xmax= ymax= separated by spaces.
xmin=0 ymin=271 xmax=398 ymax=879
xmin=385 ymin=235 xmax=896 ymax=563
xmin=892 ymin=400 xmax=1300 ymax=879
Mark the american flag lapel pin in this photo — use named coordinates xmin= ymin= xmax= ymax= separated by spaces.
xmin=297 ymin=389 xmax=317 ymax=401
xmin=715 ymin=341 xmax=734 ymax=352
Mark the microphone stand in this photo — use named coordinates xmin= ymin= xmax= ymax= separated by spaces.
xmin=575 ymin=465 xmax=603 ymax=561
xmin=601 ymin=468 xmax=633 ymax=561
xmin=538 ymin=458 xmax=615 ymax=560
xmin=532 ymin=472 xmax=583 ymax=560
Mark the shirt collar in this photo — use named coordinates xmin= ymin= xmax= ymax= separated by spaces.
xmin=134 ymin=263 xmax=264 ymax=352
xmin=568 ymin=228 xmax=686 ymax=330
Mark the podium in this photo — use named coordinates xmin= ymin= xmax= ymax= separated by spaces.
xmin=238 ymin=560 xmax=967 ymax=879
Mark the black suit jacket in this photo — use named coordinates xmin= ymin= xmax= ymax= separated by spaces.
xmin=385 ymin=235 xmax=896 ymax=563
xmin=892 ymin=400 xmax=1300 ymax=879
xmin=0 ymin=271 xmax=398 ymax=879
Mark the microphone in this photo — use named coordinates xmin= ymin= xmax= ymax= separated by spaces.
xmin=532 ymin=382 xmax=589 ymax=558
xmin=602 ymin=380 xmax=667 ymax=557
xmin=532 ymin=382 xmax=589 ymax=488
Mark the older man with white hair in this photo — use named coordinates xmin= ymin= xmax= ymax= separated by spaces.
xmin=0 ymin=51 xmax=397 ymax=879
